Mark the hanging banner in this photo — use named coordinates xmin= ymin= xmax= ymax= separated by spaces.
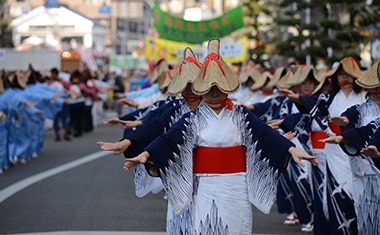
xmin=152 ymin=3 xmax=244 ymax=44
xmin=145 ymin=36 xmax=247 ymax=63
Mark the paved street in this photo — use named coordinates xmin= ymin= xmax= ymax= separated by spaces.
xmin=0 ymin=124 xmax=306 ymax=235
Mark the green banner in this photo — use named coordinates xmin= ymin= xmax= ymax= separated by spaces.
xmin=152 ymin=3 xmax=244 ymax=44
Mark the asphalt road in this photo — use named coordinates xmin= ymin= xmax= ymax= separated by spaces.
xmin=0 ymin=124 xmax=307 ymax=235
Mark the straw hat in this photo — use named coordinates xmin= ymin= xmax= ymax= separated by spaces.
xmin=158 ymin=67 xmax=174 ymax=92
xmin=355 ymin=60 xmax=380 ymax=89
xmin=167 ymin=47 xmax=202 ymax=96
xmin=312 ymin=56 xmax=362 ymax=94
xmin=251 ymin=71 xmax=273 ymax=90
xmin=8 ymin=71 xmax=27 ymax=89
xmin=267 ymin=67 xmax=286 ymax=88
xmin=239 ymin=69 xmax=261 ymax=84
xmin=286 ymin=65 xmax=318 ymax=86
xmin=314 ymin=69 xmax=329 ymax=83
xmin=238 ymin=61 xmax=260 ymax=83
xmin=276 ymin=67 xmax=297 ymax=89
xmin=193 ymin=38 xmax=239 ymax=95
xmin=151 ymin=59 xmax=170 ymax=84
xmin=325 ymin=56 xmax=363 ymax=79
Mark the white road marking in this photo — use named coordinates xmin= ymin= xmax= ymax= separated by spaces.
xmin=13 ymin=232 xmax=165 ymax=235
xmin=0 ymin=151 xmax=110 ymax=204
xmin=12 ymin=232 xmax=267 ymax=235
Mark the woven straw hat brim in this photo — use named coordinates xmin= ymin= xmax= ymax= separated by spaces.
xmin=267 ymin=67 xmax=285 ymax=87
xmin=238 ymin=68 xmax=261 ymax=83
xmin=325 ymin=57 xmax=363 ymax=80
xmin=286 ymin=65 xmax=314 ymax=86
xmin=310 ymin=69 xmax=330 ymax=95
xmin=167 ymin=63 xmax=200 ymax=95
xmin=151 ymin=60 xmax=169 ymax=84
xmin=158 ymin=70 xmax=173 ymax=92
xmin=192 ymin=38 xmax=239 ymax=95
xmin=193 ymin=59 xmax=239 ymax=95
xmin=355 ymin=60 xmax=380 ymax=89
xmin=167 ymin=48 xmax=202 ymax=96
xmin=276 ymin=70 xmax=293 ymax=89
xmin=238 ymin=72 xmax=250 ymax=83
xmin=251 ymin=72 xmax=273 ymax=90
xmin=248 ymin=70 xmax=261 ymax=82
xmin=314 ymin=69 xmax=327 ymax=83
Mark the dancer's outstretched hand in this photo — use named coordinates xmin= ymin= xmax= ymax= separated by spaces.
xmin=104 ymin=117 xmax=121 ymax=126
xmin=283 ymin=131 xmax=296 ymax=140
xmin=97 ymin=139 xmax=131 ymax=155
xmin=116 ymin=98 xmax=137 ymax=108
xmin=320 ymin=135 xmax=344 ymax=144
xmin=124 ymin=151 xmax=150 ymax=172
xmin=267 ymin=119 xmax=284 ymax=129
xmin=118 ymin=120 xmax=142 ymax=128
xmin=361 ymin=145 xmax=380 ymax=158
xmin=278 ymin=89 xmax=299 ymax=101
xmin=329 ymin=116 xmax=349 ymax=126
xmin=288 ymin=147 xmax=318 ymax=167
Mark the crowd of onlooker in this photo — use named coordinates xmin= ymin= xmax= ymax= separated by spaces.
xmin=0 ymin=64 xmax=150 ymax=174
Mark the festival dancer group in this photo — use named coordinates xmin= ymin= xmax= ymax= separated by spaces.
xmin=98 ymin=38 xmax=379 ymax=235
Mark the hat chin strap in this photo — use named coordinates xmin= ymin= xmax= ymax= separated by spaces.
xmin=262 ymin=87 xmax=273 ymax=95
xmin=338 ymin=81 xmax=353 ymax=86
xmin=205 ymin=98 xmax=233 ymax=110
xmin=183 ymin=95 xmax=202 ymax=102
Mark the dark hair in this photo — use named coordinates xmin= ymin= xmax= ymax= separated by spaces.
xmin=51 ymin=68 xmax=59 ymax=74
xmin=305 ymin=74 xmax=319 ymax=85
xmin=10 ymin=73 xmax=24 ymax=89
xmin=70 ymin=70 xmax=82 ymax=83
xmin=330 ymin=67 xmax=363 ymax=94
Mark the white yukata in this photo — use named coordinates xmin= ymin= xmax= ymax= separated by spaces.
xmin=233 ymin=87 xmax=268 ymax=106
xmin=193 ymin=105 xmax=251 ymax=234
xmin=324 ymin=90 xmax=367 ymax=204
xmin=134 ymin=92 xmax=168 ymax=109
xmin=145 ymin=101 xmax=293 ymax=234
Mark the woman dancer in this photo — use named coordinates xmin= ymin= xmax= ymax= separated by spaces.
xmin=123 ymin=38 xmax=318 ymax=235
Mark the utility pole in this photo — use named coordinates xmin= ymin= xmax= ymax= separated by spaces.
xmin=305 ymin=0 xmax=311 ymax=65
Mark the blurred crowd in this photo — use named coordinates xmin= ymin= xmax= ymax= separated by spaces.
xmin=0 ymin=64 xmax=151 ymax=173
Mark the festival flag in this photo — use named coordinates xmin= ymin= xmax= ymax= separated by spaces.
xmin=152 ymin=3 xmax=244 ymax=44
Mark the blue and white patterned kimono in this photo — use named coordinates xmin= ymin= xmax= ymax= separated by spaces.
xmin=254 ymin=95 xmax=314 ymax=226
xmin=119 ymin=96 xmax=177 ymax=139
xmin=338 ymin=98 xmax=380 ymax=235
xmin=124 ymin=99 xmax=192 ymax=234
xmin=299 ymin=90 xmax=367 ymax=234
xmin=145 ymin=102 xmax=293 ymax=234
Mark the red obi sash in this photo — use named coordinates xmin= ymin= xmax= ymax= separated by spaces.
xmin=309 ymin=131 xmax=328 ymax=149
xmin=193 ymin=146 xmax=246 ymax=174
xmin=328 ymin=122 xmax=341 ymax=135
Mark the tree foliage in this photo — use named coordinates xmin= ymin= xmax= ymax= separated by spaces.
xmin=273 ymin=0 xmax=379 ymax=65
